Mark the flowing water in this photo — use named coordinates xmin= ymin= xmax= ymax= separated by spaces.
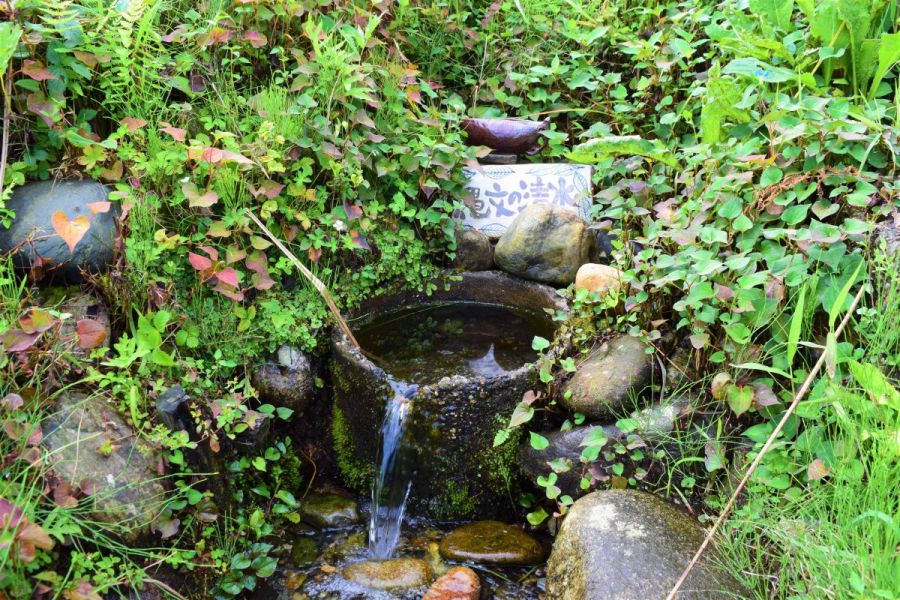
xmin=357 ymin=303 xmax=552 ymax=560
xmin=368 ymin=379 xmax=417 ymax=560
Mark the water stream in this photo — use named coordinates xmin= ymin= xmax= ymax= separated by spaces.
xmin=368 ymin=379 xmax=418 ymax=559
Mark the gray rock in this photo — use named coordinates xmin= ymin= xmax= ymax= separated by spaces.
xmin=43 ymin=392 xmax=167 ymax=542
xmin=252 ymin=344 xmax=314 ymax=411
xmin=0 ymin=180 xmax=119 ymax=283
xmin=518 ymin=396 xmax=695 ymax=499
xmin=300 ymin=493 xmax=359 ymax=528
xmin=438 ymin=520 xmax=545 ymax=565
xmin=494 ymin=204 xmax=593 ymax=286
xmin=546 ymin=490 xmax=747 ymax=599
xmin=561 ymin=335 xmax=653 ymax=420
xmin=452 ymin=228 xmax=493 ymax=271
xmin=342 ymin=558 xmax=432 ymax=590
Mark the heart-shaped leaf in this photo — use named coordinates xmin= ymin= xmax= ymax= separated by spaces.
xmin=51 ymin=211 xmax=91 ymax=254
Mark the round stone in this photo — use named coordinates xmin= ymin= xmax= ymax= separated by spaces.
xmin=252 ymin=344 xmax=315 ymax=412
xmin=0 ymin=180 xmax=118 ymax=283
xmin=561 ymin=335 xmax=653 ymax=420
xmin=494 ymin=204 xmax=593 ymax=286
xmin=299 ymin=493 xmax=359 ymax=528
xmin=546 ymin=489 xmax=747 ymax=599
xmin=439 ymin=520 xmax=544 ymax=565
xmin=574 ymin=263 xmax=623 ymax=296
xmin=452 ymin=228 xmax=494 ymax=271
xmin=423 ymin=566 xmax=481 ymax=600
xmin=342 ymin=558 xmax=432 ymax=590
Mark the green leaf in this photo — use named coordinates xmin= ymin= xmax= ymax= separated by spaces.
xmin=532 ymin=336 xmax=550 ymax=351
xmin=760 ymin=167 xmax=784 ymax=187
xmin=869 ymin=33 xmax=900 ymax=99
xmin=526 ymin=508 xmax=548 ymax=526
xmin=731 ymin=362 xmax=791 ymax=378
xmin=0 ymin=22 xmax=21 ymax=79
xmin=252 ymin=456 xmax=267 ymax=472
xmin=781 ymin=204 xmax=809 ymax=225
xmin=828 ymin=260 xmax=862 ymax=329
xmin=567 ymin=135 xmax=679 ymax=168
xmin=726 ymin=385 xmax=754 ymax=416
xmin=529 ymin=432 xmax=549 ymax=450
xmin=749 ymin=0 xmax=795 ymax=31
xmin=787 ymin=284 xmax=807 ymax=368
xmin=509 ymin=402 xmax=535 ymax=428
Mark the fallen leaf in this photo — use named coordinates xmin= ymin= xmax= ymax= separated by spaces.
xmin=76 ymin=319 xmax=108 ymax=349
xmin=153 ymin=518 xmax=180 ymax=539
xmin=86 ymin=201 xmax=112 ymax=215
xmin=1 ymin=329 xmax=42 ymax=352
xmin=51 ymin=211 xmax=91 ymax=254
xmin=807 ymin=458 xmax=829 ymax=480
xmin=1 ymin=393 xmax=24 ymax=411
xmin=20 ymin=308 xmax=54 ymax=334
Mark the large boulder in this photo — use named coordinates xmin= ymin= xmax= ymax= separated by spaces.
xmin=546 ymin=490 xmax=747 ymax=599
xmin=518 ymin=396 xmax=694 ymax=499
xmin=561 ymin=335 xmax=653 ymax=420
xmin=251 ymin=344 xmax=315 ymax=412
xmin=0 ymin=180 xmax=119 ymax=283
xmin=494 ymin=204 xmax=593 ymax=286
xmin=452 ymin=228 xmax=494 ymax=271
xmin=42 ymin=392 xmax=167 ymax=542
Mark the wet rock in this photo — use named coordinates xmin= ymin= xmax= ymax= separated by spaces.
xmin=300 ymin=493 xmax=359 ymax=528
xmin=0 ymin=180 xmax=119 ymax=283
xmin=561 ymin=335 xmax=653 ymax=420
xmin=574 ymin=263 xmax=623 ymax=297
xmin=452 ymin=228 xmax=493 ymax=271
xmin=494 ymin=204 xmax=593 ymax=286
xmin=42 ymin=392 xmax=166 ymax=542
xmin=439 ymin=521 xmax=544 ymax=565
xmin=518 ymin=396 xmax=694 ymax=499
xmin=231 ymin=410 xmax=271 ymax=452
xmin=423 ymin=566 xmax=481 ymax=600
xmin=290 ymin=537 xmax=318 ymax=567
xmin=546 ymin=490 xmax=747 ymax=599
xmin=252 ymin=344 xmax=314 ymax=412
xmin=342 ymin=558 xmax=432 ymax=590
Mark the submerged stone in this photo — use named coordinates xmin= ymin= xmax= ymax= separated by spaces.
xmin=0 ymin=180 xmax=118 ymax=283
xmin=300 ymin=493 xmax=359 ymax=528
xmin=342 ymin=558 xmax=432 ymax=590
xmin=290 ymin=537 xmax=318 ymax=567
xmin=494 ymin=204 xmax=593 ymax=285
xmin=439 ymin=521 xmax=544 ymax=565
xmin=423 ymin=566 xmax=481 ymax=600
xmin=546 ymin=490 xmax=748 ymax=600
xmin=561 ymin=334 xmax=653 ymax=420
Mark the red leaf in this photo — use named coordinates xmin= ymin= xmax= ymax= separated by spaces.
xmin=225 ymin=245 xmax=246 ymax=264
xmin=245 ymin=251 xmax=268 ymax=273
xmin=215 ymin=267 xmax=239 ymax=288
xmin=308 ymin=247 xmax=322 ymax=263
xmin=120 ymin=117 xmax=148 ymax=132
xmin=188 ymin=252 xmax=212 ymax=271
xmin=212 ymin=281 xmax=244 ymax=301
xmin=2 ymin=393 xmax=24 ymax=411
xmin=320 ymin=142 xmax=343 ymax=159
xmin=27 ymin=93 xmax=57 ymax=126
xmin=188 ymin=147 xmax=253 ymax=165
xmin=64 ymin=579 xmax=101 ymax=600
xmin=350 ymin=230 xmax=371 ymax=250
xmin=87 ymin=201 xmax=111 ymax=215
xmin=343 ymin=201 xmax=363 ymax=220
xmin=243 ymin=30 xmax=268 ymax=48
xmin=197 ymin=246 xmax=219 ymax=261
xmin=807 ymin=458 xmax=829 ymax=481
xmin=182 ymin=182 xmax=218 ymax=208
xmin=251 ymin=272 xmax=276 ymax=290
xmin=2 ymin=329 xmax=42 ymax=352
xmin=21 ymin=60 xmax=57 ymax=81
xmin=406 ymin=86 xmax=422 ymax=104
xmin=76 ymin=319 xmax=108 ymax=349
xmin=250 ymin=180 xmax=284 ymax=199
xmin=51 ymin=211 xmax=91 ymax=254
xmin=160 ymin=126 xmax=186 ymax=142
xmin=20 ymin=308 xmax=54 ymax=334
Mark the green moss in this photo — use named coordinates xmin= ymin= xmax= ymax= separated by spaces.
xmin=477 ymin=417 xmax=524 ymax=504
xmin=331 ymin=403 xmax=374 ymax=490
xmin=431 ymin=481 xmax=477 ymax=520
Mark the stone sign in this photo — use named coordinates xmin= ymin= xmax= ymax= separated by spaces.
xmin=455 ymin=163 xmax=593 ymax=238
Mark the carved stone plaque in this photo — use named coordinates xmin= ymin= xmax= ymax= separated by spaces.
xmin=454 ymin=163 xmax=593 ymax=238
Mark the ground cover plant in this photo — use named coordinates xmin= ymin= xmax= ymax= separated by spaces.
xmin=1 ymin=0 xmax=898 ymax=598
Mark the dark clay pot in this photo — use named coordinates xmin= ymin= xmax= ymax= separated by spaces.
xmin=461 ymin=118 xmax=549 ymax=155
xmin=330 ymin=271 xmax=566 ymax=519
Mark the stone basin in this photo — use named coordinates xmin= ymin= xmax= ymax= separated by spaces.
xmin=330 ymin=271 xmax=566 ymax=519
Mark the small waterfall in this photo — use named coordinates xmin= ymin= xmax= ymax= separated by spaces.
xmin=368 ymin=379 xmax=417 ymax=560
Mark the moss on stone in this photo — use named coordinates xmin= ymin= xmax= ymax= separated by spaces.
xmin=432 ymin=481 xmax=478 ymax=520
xmin=331 ymin=403 xmax=374 ymax=490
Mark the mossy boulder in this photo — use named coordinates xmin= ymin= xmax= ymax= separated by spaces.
xmin=342 ymin=558 xmax=432 ymax=590
xmin=0 ymin=180 xmax=118 ymax=283
xmin=300 ymin=493 xmax=359 ymax=528
xmin=439 ymin=520 xmax=545 ymax=565
xmin=546 ymin=490 xmax=748 ymax=599
xmin=42 ymin=392 xmax=166 ymax=542
xmin=561 ymin=335 xmax=653 ymax=420
xmin=494 ymin=204 xmax=593 ymax=285
xmin=452 ymin=228 xmax=494 ymax=271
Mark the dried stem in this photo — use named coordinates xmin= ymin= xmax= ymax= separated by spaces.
xmin=665 ymin=282 xmax=867 ymax=600
xmin=245 ymin=209 xmax=360 ymax=349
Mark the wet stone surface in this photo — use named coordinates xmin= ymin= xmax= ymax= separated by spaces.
xmin=439 ymin=520 xmax=545 ymax=566
xmin=300 ymin=494 xmax=360 ymax=529
xmin=342 ymin=558 xmax=431 ymax=590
